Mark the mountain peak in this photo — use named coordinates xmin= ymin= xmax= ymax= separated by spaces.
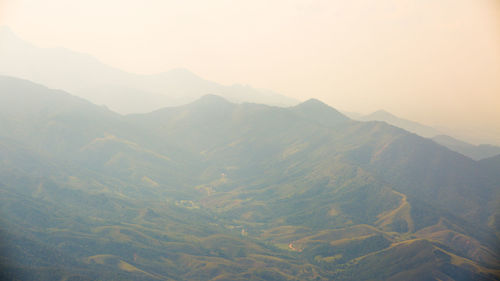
xmin=369 ymin=110 xmax=397 ymax=119
xmin=292 ymin=98 xmax=349 ymax=125
xmin=296 ymin=98 xmax=345 ymax=115
xmin=363 ymin=109 xmax=407 ymax=124
xmin=191 ymin=94 xmax=232 ymax=106
xmin=301 ymin=98 xmax=328 ymax=107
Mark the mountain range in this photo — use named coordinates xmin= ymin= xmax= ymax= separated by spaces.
xmin=2 ymin=25 xmax=498 ymax=161
xmin=1 ymin=76 xmax=499 ymax=280
xmin=0 ymin=26 xmax=298 ymax=114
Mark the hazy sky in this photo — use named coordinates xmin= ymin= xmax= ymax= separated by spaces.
xmin=1 ymin=0 xmax=500 ymax=144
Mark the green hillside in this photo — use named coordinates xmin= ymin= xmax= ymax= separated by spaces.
xmin=0 ymin=76 xmax=499 ymax=280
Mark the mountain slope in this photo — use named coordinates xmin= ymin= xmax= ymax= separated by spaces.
xmin=359 ymin=110 xmax=442 ymax=138
xmin=433 ymin=135 xmax=500 ymax=160
xmin=359 ymin=109 xmax=500 ymax=160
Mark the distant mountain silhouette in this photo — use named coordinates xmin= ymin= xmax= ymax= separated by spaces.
xmin=0 ymin=26 xmax=298 ymax=114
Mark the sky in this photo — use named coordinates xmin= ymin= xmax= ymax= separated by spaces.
xmin=1 ymin=0 xmax=500 ymax=144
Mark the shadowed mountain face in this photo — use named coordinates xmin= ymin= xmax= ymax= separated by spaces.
xmin=0 ymin=27 xmax=298 ymax=114
xmin=1 ymin=76 xmax=499 ymax=281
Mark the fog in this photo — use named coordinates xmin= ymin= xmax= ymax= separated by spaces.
xmin=1 ymin=0 xmax=499 ymax=144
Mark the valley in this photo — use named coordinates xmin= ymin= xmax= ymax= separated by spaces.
xmin=0 ymin=76 xmax=499 ymax=280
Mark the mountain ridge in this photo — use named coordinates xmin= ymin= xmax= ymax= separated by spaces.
xmin=359 ymin=109 xmax=442 ymax=138
xmin=357 ymin=109 xmax=500 ymax=160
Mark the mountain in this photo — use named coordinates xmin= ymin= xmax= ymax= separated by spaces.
xmin=1 ymin=76 xmax=499 ymax=280
xmin=291 ymin=98 xmax=350 ymax=127
xmin=0 ymin=26 xmax=298 ymax=114
xmin=359 ymin=110 xmax=500 ymax=160
xmin=432 ymin=135 xmax=500 ymax=161
xmin=359 ymin=110 xmax=442 ymax=138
